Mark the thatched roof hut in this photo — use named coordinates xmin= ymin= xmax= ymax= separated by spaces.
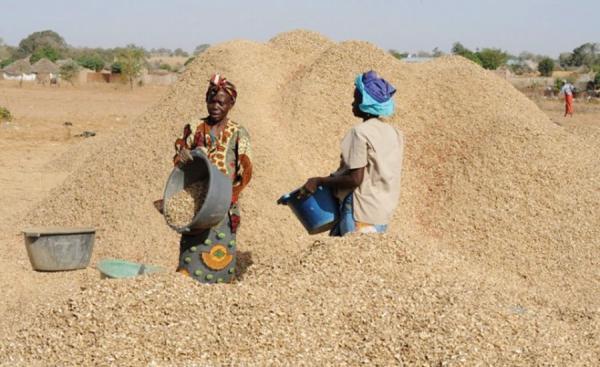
xmin=2 ymin=59 xmax=33 ymax=76
xmin=32 ymin=58 xmax=59 ymax=74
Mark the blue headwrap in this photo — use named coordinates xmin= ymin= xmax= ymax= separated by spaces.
xmin=355 ymin=71 xmax=396 ymax=117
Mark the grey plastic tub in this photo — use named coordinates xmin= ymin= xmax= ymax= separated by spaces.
xmin=163 ymin=150 xmax=232 ymax=233
xmin=23 ymin=227 xmax=95 ymax=271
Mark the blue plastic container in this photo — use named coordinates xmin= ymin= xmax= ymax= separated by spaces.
xmin=97 ymin=259 xmax=164 ymax=279
xmin=278 ymin=186 xmax=340 ymax=234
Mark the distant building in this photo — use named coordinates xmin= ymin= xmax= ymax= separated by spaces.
xmin=32 ymin=58 xmax=59 ymax=83
xmin=401 ymin=54 xmax=434 ymax=63
xmin=2 ymin=59 xmax=36 ymax=81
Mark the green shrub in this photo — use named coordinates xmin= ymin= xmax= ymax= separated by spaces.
xmin=477 ymin=48 xmax=509 ymax=70
xmin=389 ymin=50 xmax=408 ymax=59
xmin=111 ymin=62 xmax=122 ymax=73
xmin=0 ymin=106 xmax=12 ymax=122
xmin=0 ymin=58 xmax=14 ymax=68
xmin=463 ymin=51 xmax=483 ymax=66
xmin=538 ymin=58 xmax=555 ymax=77
xmin=159 ymin=63 xmax=172 ymax=71
xmin=451 ymin=42 xmax=483 ymax=66
xmin=77 ymin=55 xmax=105 ymax=71
xmin=116 ymin=47 xmax=145 ymax=89
xmin=59 ymin=61 xmax=80 ymax=85
xmin=30 ymin=46 xmax=61 ymax=63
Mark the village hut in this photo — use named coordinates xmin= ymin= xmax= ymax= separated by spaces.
xmin=2 ymin=59 xmax=35 ymax=82
xmin=32 ymin=58 xmax=60 ymax=84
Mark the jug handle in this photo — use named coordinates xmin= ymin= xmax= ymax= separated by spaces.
xmin=277 ymin=194 xmax=291 ymax=205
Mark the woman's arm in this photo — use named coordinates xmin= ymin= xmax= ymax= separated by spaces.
xmin=303 ymin=167 xmax=364 ymax=194
xmin=232 ymin=127 xmax=253 ymax=198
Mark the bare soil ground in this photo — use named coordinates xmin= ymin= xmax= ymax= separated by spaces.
xmin=0 ymin=81 xmax=167 ymax=223
xmin=534 ymin=97 xmax=600 ymax=128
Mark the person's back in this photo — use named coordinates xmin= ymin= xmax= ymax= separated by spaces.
xmin=302 ymin=70 xmax=404 ymax=236
xmin=561 ymin=82 xmax=574 ymax=96
xmin=343 ymin=118 xmax=403 ymax=225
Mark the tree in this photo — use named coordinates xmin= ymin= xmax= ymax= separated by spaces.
xmin=30 ymin=46 xmax=61 ymax=63
xmin=59 ymin=61 xmax=80 ymax=85
xmin=477 ymin=48 xmax=509 ymax=70
xmin=570 ymin=42 xmax=599 ymax=67
xmin=594 ymin=72 xmax=600 ymax=88
xmin=16 ymin=30 xmax=67 ymax=59
xmin=0 ymin=38 xmax=12 ymax=60
xmin=451 ymin=42 xmax=468 ymax=55
xmin=193 ymin=44 xmax=210 ymax=55
xmin=116 ymin=46 xmax=145 ymax=89
xmin=389 ymin=49 xmax=408 ymax=59
xmin=451 ymin=42 xmax=482 ymax=66
xmin=432 ymin=47 xmax=444 ymax=57
xmin=538 ymin=58 xmax=555 ymax=77
xmin=560 ymin=43 xmax=600 ymax=68
xmin=77 ymin=54 xmax=105 ymax=71
xmin=173 ymin=48 xmax=189 ymax=57
xmin=0 ymin=58 xmax=14 ymax=68
xmin=558 ymin=52 xmax=573 ymax=67
xmin=0 ymin=38 xmax=15 ymax=68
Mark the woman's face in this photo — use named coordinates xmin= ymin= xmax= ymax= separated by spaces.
xmin=207 ymin=89 xmax=234 ymax=122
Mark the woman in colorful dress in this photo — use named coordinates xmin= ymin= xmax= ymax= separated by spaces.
xmin=173 ymin=74 xmax=252 ymax=283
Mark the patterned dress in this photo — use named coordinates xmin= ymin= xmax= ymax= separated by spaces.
xmin=173 ymin=118 xmax=252 ymax=283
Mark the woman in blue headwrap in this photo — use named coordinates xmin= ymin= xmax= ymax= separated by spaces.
xmin=303 ymin=71 xmax=405 ymax=236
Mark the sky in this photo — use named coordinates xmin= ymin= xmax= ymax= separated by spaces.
xmin=0 ymin=0 xmax=598 ymax=57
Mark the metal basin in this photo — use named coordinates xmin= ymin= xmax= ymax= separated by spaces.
xmin=23 ymin=227 xmax=95 ymax=271
xmin=163 ymin=149 xmax=232 ymax=233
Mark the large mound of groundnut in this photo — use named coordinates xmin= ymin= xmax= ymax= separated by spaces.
xmin=2 ymin=30 xmax=598 ymax=365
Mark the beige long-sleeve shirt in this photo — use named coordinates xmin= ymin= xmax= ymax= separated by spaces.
xmin=337 ymin=118 xmax=404 ymax=225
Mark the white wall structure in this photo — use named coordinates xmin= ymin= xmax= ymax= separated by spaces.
xmin=2 ymin=72 xmax=36 ymax=81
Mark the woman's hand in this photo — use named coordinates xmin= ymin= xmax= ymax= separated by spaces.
xmin=302 ymin=177 xmax=322 ymax=195
xmin=303 ymin=168 xmax=364 ymax=195
xmin=177 ymin=148 xmax=193 ymax=166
